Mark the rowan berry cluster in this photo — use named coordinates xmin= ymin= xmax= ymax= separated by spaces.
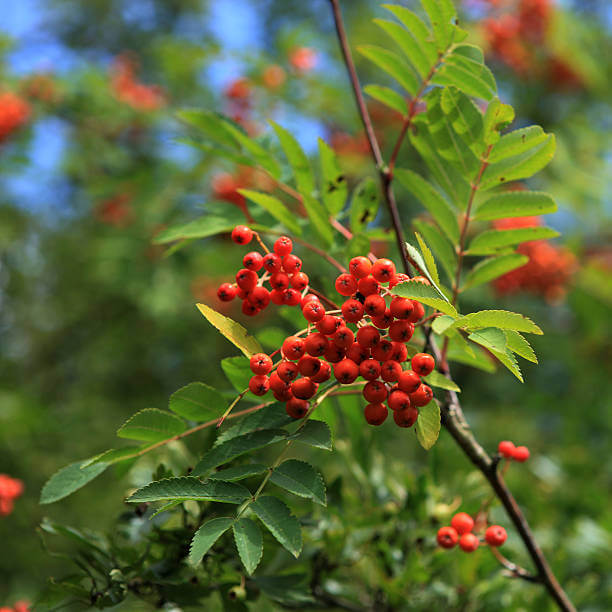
xmin=498 ymin=440 xmax=530 ymax=462
xmin=0 ymin=474 xmax=24 ymax=517
xmin=0 ymin=601 xmax=30 ymax=612
xmin=110 ymin=54 xmax=165 ymax=111
xmin=437 ymin=511 xmax=508 ymax=553
xmin=218 ymin=226 xmax=438 ymax=427
xmin=0 ymin=92 xmax=30 ymax=142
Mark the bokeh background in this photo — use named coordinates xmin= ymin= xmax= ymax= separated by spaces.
xmin=0 ymin=0 xmax=610 ymax=609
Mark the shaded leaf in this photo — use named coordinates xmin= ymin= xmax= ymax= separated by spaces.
xmin=169 ymin=382 xmax=225 ymax=422
xmin=415 ymin=400 xmax=441 ymax=450
xmin=473 ymin=191 xmax=557 ymax=221
xmin=221 ymin=356 xmax=252 ymax=392
xmin=40 ymin=460 xmax=108 ymax=505
xmin=127 ymin=477 xmax=250 ymax=504
xmin=233 ymin=518 xmax=263 ymax=575
xmin=270 ymin=120 xmax=315 ymax=195
xmin=117 ymin=408 xmax=185 ymax=442
xmin=349 ymin=178 xmax=379 ymax=234
xmin=270 ymin=460 xmax=326 ymax=506
xmin=153 ymin=209 xmax=245 ymax=244
xmin=208 ymin=464 xmax=268 ymax=482
xmin=291 ymin=420 xmax=332 ymax=451
xmin=216 ymin=404 xmax=293 ymax=445
xmin=318 ymin=139 xmax=347 ymax=215
xmin=461 ymin=254 xmax=529 ymax=290
xmin=251 ymin=495 xmax=302 ymax=557
xmin=302 ymin=194 xmax=334 ymax=247
xmin=188 ymin=517 xmax=234 ymax=566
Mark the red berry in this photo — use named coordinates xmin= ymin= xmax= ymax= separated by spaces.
xmin=356 ymin=325 xmax=380 ymax=349
xmin=316 ymin=314 xmax=341 ymax=336
xmin=389 ymin=272 xmax=410 ymax=289
xmin=237 ymin=288 xmax=249 ymax=300
xmin=346 ymin=343 xmax=369 ymax=363
xmin=236 ymin=268 xmax=258 ymax=291
xmin=248 ymin=286 xmax=270 ymax=309
xmin=274 ymin=236 xmax=293 ymax=256
xmin=342 ymin=298 xmax=365 ymax=323
xmin=249 ymin=374 xmax=270 ymax=396
xmin=217 ymin=283 xmax=237 ymax=302
xmin=363 ymin=380 xmax=388 ymax=403
xmin=437 ymin=526 xmax=459 ymax=549
xmin=412 ymin=353 xmax=435 ymax=376
xmin=333 ymin=325 xmax=354 ymax=349
xmin=485 ymin=525 xmax=507 ymax=547
xmin=398 ymin=370 xmax=421 ymax=394
xmin=381 ymin=360 xmax=402 ymax=383
xmin=304 ymin=332 xmax=329 ymax=357
xmin=364 ymin=402 xmax=388 ymax=425
xmin=269 ymin=371 xmax=289 ymax=394
xmin=270 ymin=289 xmax=285 ymax=305
xmin=451 ymin=512 xmax=474 ymax=535
xmin=388 ymin=320 xmax=414 ymax=343
xmin=310 ymin=360 xmax=331 ymax=383
xmin=390 ymin=296 xmax=414 ymax=319
xmin=302 ymin=300 xmax=325 ymax=322
xmin=277 ymin=360 xmax=299 ymax=382
xmin=512 ymin=446 xmax=530 ymax=462
xmin=282 ymin=336 xmax=306 ymax=360
xmin=359 ymin=358 xmax=381 ymax=381
xmin=263 ymin=252 xmax=282 ymax=273
xmin=389 ymin=342 xmax=408 ymax=362
xmin=498 ymin=440 xmax=516 ymax=458
xmin=243 ymin=251 xmax=263 ymax=271
xmin=273 ymin=386 xmax=293 ymax=402
xmin=282 ymin=253 xmax=302 ymax=273
xmin=387 ymin=388 xmax=411 ymax=410
xmin=298 ymin=355 xmax=321 ymax=377
xmin=250 ymin=353 xmax=273 ymax=375
xmin=371 ymin=339 xmax=393 ymax=362
xmin=300 ymin=293 xmax=319 ymax=307
xmin=333 ymin=358 xmax=359 ymax=384
xmin=291 ymin=377 xmax=318 ymax=399
xmin=393 ymin=406 xmax=419 ymax=428
xmin=364 ymin=294 xmax=386 ymax=317
xmin=231 ymin=225 xmax=253 ymax=245
xmin=270 ymin=272 xmax=290 ymax=290
xmin=291 ymin=271 xmax=309 ymax=290
xmin=371 ymin=258 xmax=396 ymax=283
xmin=412 ymin=275 xmax=430 ymax=285
xmin=281 ymin=288 xmax=301 ymax=306
xmin=349 ymin=256 xmax=372 ymax=278
xmin=286 ymin=398 xmax=309 ymax=419
xmin=409 ymin=384 xmax=433 ymax=407
xmin=407 ymin=300 xmax=425 ymax=323
xmin=357 ymin=276 xmax=380 ymax=296
xmin=335 ymin=273 xmax=358 ymax=296
xmin=241 ymin=300 xmax=259 ymax=316
xmin=459 ymin=533 xmax=479 ymax=552
xmin=324 ymin=343 xmax=346 ymax=363
xmin=371 ymin=308 xmax=393 ymax=329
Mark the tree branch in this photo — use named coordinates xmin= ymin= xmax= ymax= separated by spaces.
xmin=328 ymin=2 xmax=575 ymax=610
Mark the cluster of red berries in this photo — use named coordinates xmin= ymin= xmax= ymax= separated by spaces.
xmin=437 ymin=512 xmax=508 ymax=553
xmin=95 ymin=193 xmax=134 ymax=227
xmin=0 ymin=601 xmax=30 ymax=612
xmin=111 ymin=54 xmax=165 ymax=111
xmin=0 ymin=474 xmax=24 ymax=517
xmin=0 ymin=91 xmax=30 ymax=143
xmin=218 ymin=226 xmax=438 ymax=427
xmin=492 ymin=216 xmax=576 ymax=302
xmin=498 ymin=440 xmax=530 ymax=462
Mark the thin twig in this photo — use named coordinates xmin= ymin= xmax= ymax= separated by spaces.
xmin=490 ymin=546 xmax=540 ymax=583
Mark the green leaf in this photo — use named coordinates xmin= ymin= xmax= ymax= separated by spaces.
xmin=404 ymin=241 xmax=448 ymax=297
xmin=81 ymin=446 xmax=144 ymax=467
xmin=423 ymin=370 xmax=461 ymax=392
xmin=433 ymin=52 xmax=497 ymax=100
xmin=254 ymin=574 xmax=315 ymax=606
xmin=117 ymin=408 xmax=185 ymax=442
xmin=196 ymin=303 xmax=263 ymax=358
xmin=480 ymin=134 xmax=556 ymax=191
xmin=318 ymin=139 xmax=347 ymax=215
xmin=383 ymin=4 xmax=438 ymax=65
xmin=473 ymin=191 xmax=557 ymax=221
xmin=413 ymin=220 xmax=456 ymax=283
xmin=447 ymin=339 xmax=496 ymax=373
xmin=393 ymin=280 xmax=459 ymax=317
xmin=40 ymin=460 xmax=108 ymax=504
xmin=345 ymin=233 xmax=372 ymax=262
xmin=270 ymin=460 xmax=326 ymax=506
xmin=373 ymin=18 xmax=430 ymax=78
xmin=233 ymin=518 xmax=263 ymax=574
xmin=153 ymin=210 xmax=245 ymax=244
xmin=421 ymin=0 xmax=458 ymax=51
xmin=169 ymin=382 xmax=225 ymax=422
xmin=364 ymin=84 xmax=407 ymax=115
xmin=483 ymin=98 xmax=515 ymax=145
xmin=238 ymin=190 xmax=301 ymax=235
xmin=357 ymin=45 xmax=419 ymax=95
xmin=415 ymin=400 xmax=441 ymax=450
xmin=291 ymin=420 xmax=332 ymax=451
xmin=127 ymin=477 xmax=250 ymax=504
xmin=466 ymin=327 xmax=507 ymax=353
xmin=220 ymin=120 xmax=280 ymax=177
xmin=349 ymin=178 xmax=379 ymax=234
xmin=461 ymin=254 xmax=528 ymax=290
xmin=221 ymin=356 xmax=252 ymax=392
xmin=192 ymin=429 xmax=288 ymax=476
xmin=415 ymin=232 xmax=440 ymax=287
xmin=440 ymin=85 xmax=484 ymax=147
xmin=188 ymin=517 xmax=234 ymax=566
xmin=395 ymin=169 xmax=459 ymax=243
xmin=452 ymin=310 xmax=543 ymax=334
xmin=467 ymin=226 xmax=560 ymax=255
xmin=251 ymin=495 xmax=302 ymax=558
xmin=209 ymin=464 xmax=268 ymax=482
xmin=269 ymin=120 xmax=315 ymax=195
xmin=216 ymin=404 xmax=293 ymax=445
xmin=505 ymin=330 xmax=538 ymax=363
xmin=177 ymin=109 xmax=240 ymax=150
xmin=302 ymin=194 xmax=334 ymax=247
xmin=431 ymin=314 xmax=456 ymax=335
xmin=488 ymin=126 xmax=549 ymax=163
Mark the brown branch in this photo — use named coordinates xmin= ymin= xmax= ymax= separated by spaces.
xmin=490 ymin=546 xmax=540 ymax=583
xmin=329 ymin=2 xmax=575 ymax=611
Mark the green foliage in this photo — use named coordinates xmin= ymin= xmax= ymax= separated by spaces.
xmin=415 ymin=400 xmax=441 ymax=450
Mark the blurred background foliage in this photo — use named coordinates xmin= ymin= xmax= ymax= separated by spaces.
xmin=0 ymin=0 xmax=610 ymax=609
